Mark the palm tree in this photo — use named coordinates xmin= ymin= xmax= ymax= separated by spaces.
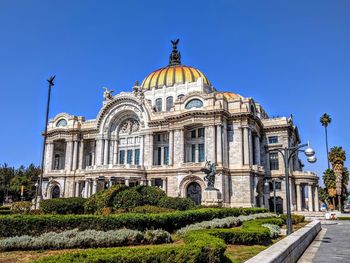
xmin=323 ymin=169 xmax=336 ymax=209
xmin=320 ymin=113 xmax=332 ymax=169
xmin=328 ymin=146 xmax=346 ymax=210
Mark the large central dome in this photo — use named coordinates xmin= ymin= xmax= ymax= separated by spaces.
xmin=141 ymin=40 xmax=211 ymax=90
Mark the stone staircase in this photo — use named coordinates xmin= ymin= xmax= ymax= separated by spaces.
xmin=294 ymin=211 xmax=326 ymax=221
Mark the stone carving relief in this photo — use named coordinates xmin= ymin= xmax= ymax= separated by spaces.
xmin=119 ymin=119 xmax=140 ymax=135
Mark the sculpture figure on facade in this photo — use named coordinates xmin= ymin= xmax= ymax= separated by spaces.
xmin=201 ymin=160 xmax=217 ymax=189
xmin=103 ymin=87 xmax=114 ymax=101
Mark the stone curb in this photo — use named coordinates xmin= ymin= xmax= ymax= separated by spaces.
xmin=245 ymin=220 xmax=321 ymax=263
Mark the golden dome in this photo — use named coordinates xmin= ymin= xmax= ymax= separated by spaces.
xmin=222 ymin=92 xmax=242 ymax=100
xmin=141 ymin=65 xmax=211 ymax=90
xmin=141 ymin=39 xmax=211 ymax=90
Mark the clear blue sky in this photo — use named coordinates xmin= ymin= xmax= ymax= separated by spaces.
xmin=1 ymin=1 xmax=349 ymax=182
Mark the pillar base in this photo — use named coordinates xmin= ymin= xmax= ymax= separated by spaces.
xmin=202 ymin=188 xmax=223 ymax=207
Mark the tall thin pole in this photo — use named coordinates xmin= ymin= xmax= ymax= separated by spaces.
xmin=35 ymin=75 xmax=55 ymax=208
xmin=325 ymin=126 xmax=330 ymax=169
xmin=284 ymin=148 xmax=293 ymax=235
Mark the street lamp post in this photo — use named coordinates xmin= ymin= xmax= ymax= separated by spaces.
xmin=35 ymin=75 xmax=55 ymax=209
xmin=266 ymin=142 xmax=316 ymax=235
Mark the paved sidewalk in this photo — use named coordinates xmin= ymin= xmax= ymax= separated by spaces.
xmin=298 ymin=220 xmax=350 ymax=262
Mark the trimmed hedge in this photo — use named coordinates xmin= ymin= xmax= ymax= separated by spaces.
xmin=40 ymin=198 xmax=86 ymax=215
xmin=135 ymin=186 xmax=166 ymax=205
xmin=84 ymin=185 xmax=128 ymax=214
xmin=280 ymin=214 xmax=305 ymax=224
xmin=0 ymin=207 xmax=268 ymax=237
xmin=32 ymin=217 xmax=279 ymax=263
xmin=130 ymin=205 xmax=174 ymax=213
xmin=339 ymin=217 xmax=350 ymax=220
xmin=158 ymin=196 xmax=196 ymax=211
xmin=113 ymin=188 xmax=143 ymax=209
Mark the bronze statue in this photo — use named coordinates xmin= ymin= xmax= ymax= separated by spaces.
xmin=169 ymin=39 xmax=181 ymax=65
xmin=201 ymin=160 xmax=217 ymax=189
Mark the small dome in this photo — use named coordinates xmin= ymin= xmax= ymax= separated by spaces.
xmin=141 ymin=39 xmax=211 ymax=90
xmin=141 ymin=65 xmax=211 ymax=90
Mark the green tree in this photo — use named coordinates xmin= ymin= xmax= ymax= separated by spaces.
xmin=320 ymin=113 xmax=332 ymax=169
xmin=323 ymin=168 xmax=336 ymax=209
xmin=328 ymin=146 xmax=346 ymax=210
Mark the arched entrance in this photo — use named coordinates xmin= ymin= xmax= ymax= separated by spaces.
xmin=187 ymin=182 xmax=202 ymax=205
xmin=51 ymin=185 xmax=60 ymax=198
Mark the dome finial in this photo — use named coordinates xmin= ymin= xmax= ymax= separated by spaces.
xmin=169 ymin=39 xmax=181 ymax=66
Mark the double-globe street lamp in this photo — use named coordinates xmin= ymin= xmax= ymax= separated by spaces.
xmin=266 ymin=142 xmax=317 ymax=235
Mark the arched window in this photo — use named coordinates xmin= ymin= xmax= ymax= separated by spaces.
xmin=185 ymin=99 xmax=203 ymax=109
xmin=51 ymin=185 xmax=60 ymax=198
xmin=56 ymin=119 xmax=67 ymax=127
xmin=177 ymin=94 xmax=185 ymax=100
xmin=166 ymin=96 xmax=173 ymax=111
xmin=155 ymin=98 xmax=162 ymax=112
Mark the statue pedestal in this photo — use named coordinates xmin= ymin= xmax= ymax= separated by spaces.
xmin=202 ymin=188 xmax=223 ymax=207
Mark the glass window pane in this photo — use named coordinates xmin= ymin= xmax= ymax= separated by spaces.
xmin=135 ymin=149 xmax=140 ymax=165
xmin=199 ymin=144 xmax=205 ymax=162
xmin=269 ymin=152 xmax=279 ymax=170
xmin=155 ymin=98 xmax=162 ymax=112
xmin=127 ymin=150 xmax=133 ymax=164
xmin=198 ymin=128 xmax=205 ymax=138
xmin=164 ymin=146 xmax=169 ymax=165
xmin=119 ymin=150 xmax=125 ymax=164
xmin=185 ymin=99 xmax=203 ymax=109
xmin=268 ymin=136 xmax=278 ymax=144
xmin=166 ymin=96 xmax=173 ymax=111
xmin=157 ymin=147 xmax=161 ymax=165
xmin=191 ymin=144 xmax=196 ymax=162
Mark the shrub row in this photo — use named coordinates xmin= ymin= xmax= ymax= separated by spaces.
xmin=0 ymin=206 xmax=10 ymax=211
xmin=0 ymin=207 xmax=268 ymax=237
xmin=0 ymin=228 xmax=171 ymax=251
xmin=280 ymin=214 xmax=305 ymax=224
xmin=84 ymin=185 xmax=194 ymax=214
xmin=40 ymin=198 xmax=86 ymax=215
xmin=32 ymin=217 xmax=279 ymax=263
xmin=176 ymin=212 xmax=277 ymax=235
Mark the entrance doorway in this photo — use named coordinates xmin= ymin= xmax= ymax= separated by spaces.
xmin=187 ymin=182 xmax=202 ymax=205
xmin=51 ymin=185 xmax=60 ymax=198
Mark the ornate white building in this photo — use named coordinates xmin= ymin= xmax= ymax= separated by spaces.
xmin=42 ymin=40 xmax=319 ymax=212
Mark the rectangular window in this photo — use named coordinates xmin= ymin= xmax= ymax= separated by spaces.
xmin=127 ymin=150 xmax=133 ymax=164
xmin=191 ymin=130 xmax=196 ymax=138
xmin=198 ymin=144 xmax=205 ymax=162
xmin=134 ymin=149 xmax=140 ymax=165
xmin=157 ymin=147 xmax=162 ymax=165
xmin=198 ymin=128 xmax=205 ymax=138
xmin=164 ymin=146 xmax=169 ymax=165
xmin=269 ymin=152 xmax=279 ymax=170
xmin=268 ymin=136 xmax=278 ymax=144
xmin=157 ymin=134 xmax=161 ymax=142
xmin=119 ymin=150 xmax=125 ymax=164
xmin=191 ymin=144 xmax=196 ymax=162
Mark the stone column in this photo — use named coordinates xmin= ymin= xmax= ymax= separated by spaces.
xmin=168 ymin=131 xmax=174 ymax=166
xmin=92 ymin=141 xmax=96 ymax=165
xmin=144 ymin=133 xmax=153 ymax=168
xmin=95 ymin=139 xmax=103 ymax=165
xmin=216 ymin=125 xmax=222 ymax=165
xmin=205 ymin=126 xmax=216 ymax=162
xmin=92 ymin=179 xmax=97 ymax=195
xmin=103 ymin=139 xmax=109 ymax=165
xmin=195 ymin=144 xmax=199 ymax=163
xmin=78 ymin=140 xmax=84 ymax=170
xmin=86 ymin=180 xmax=91 ymax=197
xmin=148 ymin=179 xmax=152 ymax=186
xmin=243 ymin=128 xmax=250 ymax=165
xmin=308 ymin=184 xmax=314 ymax=211
xmin=254 ymin=136 xmax=261 ymax=165
xmin=72 ymin=140 xmax=79 ymax=170
xmin=139 ymin=136 xmax=144 ymax=166
xmin=113 ymin=140 xmax=118 ymax=165
xmin=65 ymin=140 xmax=73 ymax=171
xmin=248 ymin=130 xmax=253 ymax=165
xmin=162 ymin=178 xmax=167 ymax=193
xmin=84 ymin=180 xmax=89 ymax=198
xmin=109 ymin=140 xmax=114 ymax=164
xmin=222 ymin=122 xmax=228 ymax=167
xmin=314 ymin=185 xmax=320 ymax=212
xmin=161 ymin=147 xmax=165 ymax=165
xmin=125 ymin=179 xmax=129 ymax=186
xmin=75 ymin=181 xmax=80 ymax=197
xmin=173 ymin=129 xmax=184 ymax=167
xmin=296 ymin=183 xmax=302 ymax=211
xmin=44 ymin=142 xmax=54 ymax=172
